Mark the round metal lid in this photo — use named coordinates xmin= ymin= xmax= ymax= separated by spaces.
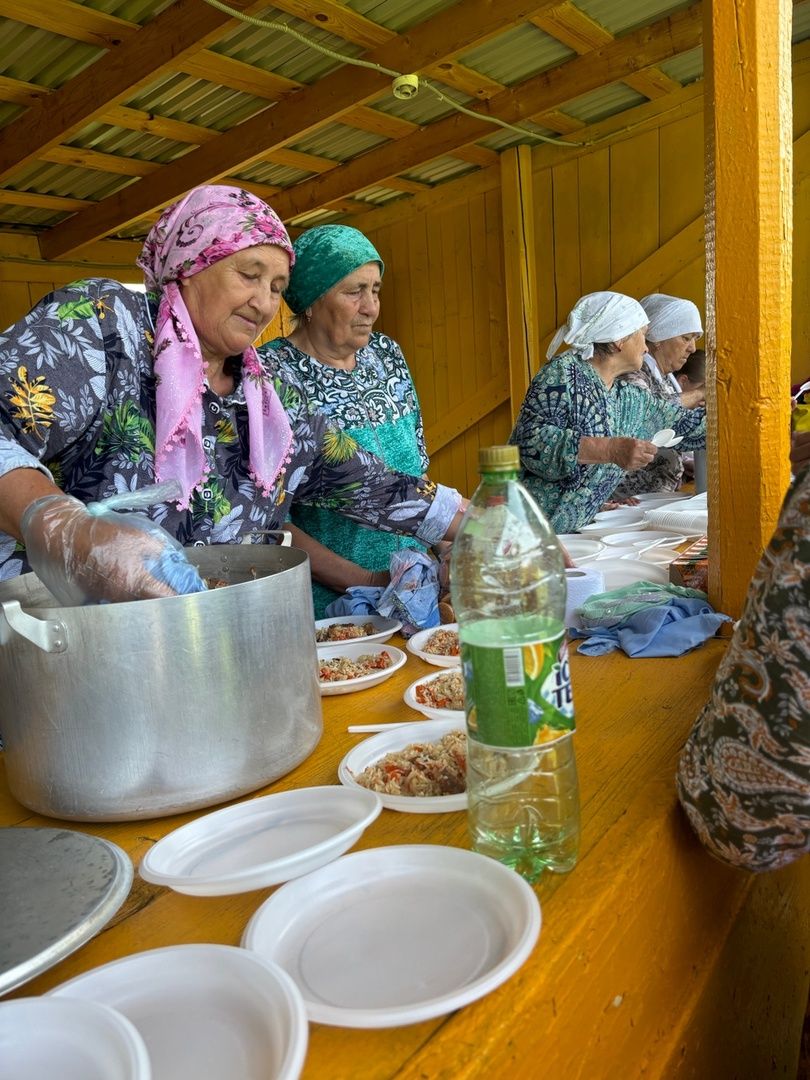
xmin=0 ymin=827 xmax=133 ymax=996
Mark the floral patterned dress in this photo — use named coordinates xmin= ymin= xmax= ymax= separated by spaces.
xmin=509 ymin=350 xmax=706 ymax=534
xmin=0 ymin=280 xmax=459 ymax=580
xmin=263 ymin=333 xmax=428 ymax=617
xmin=611 ymin=357 xmax=684 ymax=496
xmin=677 ymin=462 xmax=810 ymax=871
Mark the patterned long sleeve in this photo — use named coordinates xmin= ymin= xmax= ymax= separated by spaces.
xmin=676 ymin=464 xmax=810 ymax=871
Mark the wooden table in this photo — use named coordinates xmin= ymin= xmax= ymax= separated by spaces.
xmin=3 ymin=638 xmax=810 ymax=1078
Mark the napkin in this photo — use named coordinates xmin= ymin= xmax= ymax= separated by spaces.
xmin=325 ymin=550 xmax=441 ymax=637
xmin=571 ymin=596 xmax=730 ymax=657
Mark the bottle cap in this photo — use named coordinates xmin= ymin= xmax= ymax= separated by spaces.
xmin=479 ymin=445 xmax=520 ymax=472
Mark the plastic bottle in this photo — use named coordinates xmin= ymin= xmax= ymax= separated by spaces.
xmin=450 ymin=444 xmax=580 ymax=883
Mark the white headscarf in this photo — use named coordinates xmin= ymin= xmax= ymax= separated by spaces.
xmin=546 ymin=291 xmax=648 ymax=360
xmin=640 ymin=293 xmax=703 ymax=342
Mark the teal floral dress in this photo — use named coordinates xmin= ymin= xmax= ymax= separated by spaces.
xmin=0 ymin=281 xmax=459 ymax=580
xmin=263 ymin=333 xmax=428 ymax=617
xmin=677 ymin=462 xmax=810 ymax=871
xmin=509 ymin=351 xmax=706 ymax=533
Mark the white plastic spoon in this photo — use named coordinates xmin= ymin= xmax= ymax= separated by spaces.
xmin=651 ymin=428 xmax=676 ymax=447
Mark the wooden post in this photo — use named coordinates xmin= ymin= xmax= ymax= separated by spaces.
xmin=704 ymin=0 xmax=793 ymax=617
xmin=501 ymin=145 xmax=539 ymax=422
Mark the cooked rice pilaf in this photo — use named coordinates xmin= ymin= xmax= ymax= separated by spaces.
xmin=424 ymin=628 xmax=460 ymax=656
xmin=354 ymin=731 xmax=467 ymax=796
xmin=415 ymin=670 xmax=465 ymax=711
xmin=319 ymin=651 xmax=393 ymax=682
xmin=315 ymin=621 xmax=377 ymax=643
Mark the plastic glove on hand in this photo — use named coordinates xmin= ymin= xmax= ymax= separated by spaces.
xmin=21 ymin=494 xmax=206 ymax=605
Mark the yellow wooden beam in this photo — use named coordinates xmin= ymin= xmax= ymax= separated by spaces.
xmin=500 ymin=146 xmax=540 ymax=417
xmin=704 ymin=0 xmax=793 ymax=618
xmin=41 ymin=0 xmax=560 ymax=258
xmin=531 ymin=2 xmax=682 ymax=101
xmin=0 ymin=0 xmax=136 ymax=49
xmin=39 ymin=146 xmax=162 ymax=178
xmin=0 ymin=190 xmax=90 ymax=212
xmin=0 ymin=0 xmax=264 ymax=185
xmin=269 ymin=4 xmax=703 ymax=221
xmin=176 ymin=51 xmax=299 ymax=99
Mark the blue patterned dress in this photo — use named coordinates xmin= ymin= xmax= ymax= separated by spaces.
xmin=0 ymin=281 xmax=459 ymax=580
xmin=262 ymin=333 xmax=428 ymax=616
xmin=509 ymin=350 xmax=706 ymax=533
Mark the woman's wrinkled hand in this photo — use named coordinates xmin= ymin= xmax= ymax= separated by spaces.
xmin=609 ymin=438 xmax=658 ymax=471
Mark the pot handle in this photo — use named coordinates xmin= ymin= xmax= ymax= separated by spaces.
xmin=0 ymin=600 xmax=68 ymax=653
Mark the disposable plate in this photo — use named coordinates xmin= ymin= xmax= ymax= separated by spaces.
xmin=600 ymin=529 xmax=686 ymax=549
xmin=587 ymin=558 xmax=669 ymax=590
xmin=0 ymin=997 xmax=150 ymax=1080
xmin=314 ymin=614 xmax=401 ymax=648
xmin=318 ymin=643 xmax=407 ymax=695
xmin=138 ymin=786 xmax=382 ymax=895
xmin=405 ymin=624 xmax=460 ymax=667
xmin=403 ymin=670 xmax=466 ymax=723
xmin=338 ymin=719 xmax=466 ymax=814
xmin=554 ymin=535 xmax=605 ymax=562
xmin=50 ymin=944 xmax=308 ymax=1080
xmin=242 ymin=845 xmax=541 ymax=1028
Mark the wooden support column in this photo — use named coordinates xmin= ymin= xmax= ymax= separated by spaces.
xmin=704 ymin=0 xmax=793 ymax=617
xmin=501 ymin=145 xmax=540 ymax=423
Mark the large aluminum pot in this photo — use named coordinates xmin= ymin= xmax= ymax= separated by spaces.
xmin=0 ymin=545 xmax=322 ymax=822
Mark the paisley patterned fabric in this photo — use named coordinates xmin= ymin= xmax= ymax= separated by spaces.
xmin=263 ymin=332 xmax=428 ymax=617
xmin=677 ymin=462 xmax=810 ymax=871
xmin=509 ymin=350 xmax=705 ymax=533
xmin=0 ymin=280 xmax=460 ymax=581
xmin=612 ymin=357 xmax=684 ymax=495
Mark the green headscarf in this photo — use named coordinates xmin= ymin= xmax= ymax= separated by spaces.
xmin=283 ymin=224 xmax=384 ymax=315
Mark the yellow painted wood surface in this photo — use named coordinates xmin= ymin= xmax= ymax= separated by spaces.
xmin=4 ymin=639 xmax=809 ymax=1077
xmin=500 ymin=145 xmax=539 ymax=420
xmin=704 ymin=0 xmax=793 ymax=618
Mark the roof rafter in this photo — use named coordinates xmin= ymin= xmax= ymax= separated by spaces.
xmin=269 ymin=4 xmax=703 ymax=221
xmin=41 ymin=0 xmax=561 ymax=258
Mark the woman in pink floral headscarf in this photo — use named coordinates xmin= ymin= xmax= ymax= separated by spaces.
xmin=0 ymin=185 xmax=463 ymax=602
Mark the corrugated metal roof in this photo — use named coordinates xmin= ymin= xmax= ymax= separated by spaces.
xmin=68 ymin=123 xmax=191 ymax=165
xmin=459 ymin=23 xmax=574 ymax=85
xmin=564 ymin=83 xmax=648 ymax=125
xmin=291 ymin=124 xmax=386 ymax=161
xmin=128 ymin=74 xmax=265 ymax=130
xmin=0 ymin=20 xmax=99 ymax=87
xmin=348 ymin=0 xmax=457 ymax=35
xmin=8 ymin=160 xmax=130 ymax=201
xmin=83 ymin=0 xmax=171 ymax=20
xmin=794 ymin=3 xmax=810 ymax=42
xmin=478 ymin=121 xmax=563 ymax=153
xmin=657 ymin=47 xmax=703 ymax=86
xmin=234 ymin=160 xmax=312 ymax=188
xmin=574 ymin=0 xmax=696 ymax=37
xmin=403 ymin=155 xmax=476 ymax=185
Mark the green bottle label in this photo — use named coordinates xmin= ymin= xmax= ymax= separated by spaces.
xmin=461 ymin=633 xmax=574 ymax=748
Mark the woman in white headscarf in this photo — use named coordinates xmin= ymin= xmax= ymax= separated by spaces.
xmin=510 ymin=291 xmax=706 ymax=534
xmin=612 ymin=293 xmax=705 ymax=497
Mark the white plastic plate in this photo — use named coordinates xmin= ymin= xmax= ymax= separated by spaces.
xmin=318 ymin=643 xmax=407 ymax=695
xmin=138 ymin=786 xmax=382 ymax=895
xmin=403 ymin=670 xmax=466 ymax=723
xmin=0 ymin=997 xmax=150 ymax=1080
xmin=242 ymin=845 xmax=541 ymax=1028
xmin=600 ymin=529 xmax=686 ymax=549
xmin=405 ymin=624 xmax=460 ymax=667
xmin=587 ymin=558 xmax=669 ymax=590
xmin=314 ymin=614 xmax=401 ymax=648
xmin=50 ymin=944 xmax=308 ymax=1080
xmin=554 ymin=535 xmax=605 ymax=562
xmin=338 ymin=719 xmax=467 ymax=814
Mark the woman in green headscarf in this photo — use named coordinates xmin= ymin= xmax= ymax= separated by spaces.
xmin=260 ymin=224 xmax=430 ymax=618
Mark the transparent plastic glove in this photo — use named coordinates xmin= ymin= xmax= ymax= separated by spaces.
xmin=20 ymin=494 xmax=207 ymax=605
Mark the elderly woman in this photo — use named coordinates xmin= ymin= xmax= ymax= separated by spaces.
xmin=261 ymin=224 xmax=430 ymax=617
xmin=510 ymin=291 xmax=706 ymax=534
xmin=612 ymin=293 xmax=705 ymax=498
xmin=0 ymin=186 xmax=463 ymax=602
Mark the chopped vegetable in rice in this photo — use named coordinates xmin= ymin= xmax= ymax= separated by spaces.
xmin=354 ymin=731 xmax=467 ymax=797
xmin=319 ymin=651 xmax=393 ymax=682
xmin=424 ymin=628 xmax=459 ymax=656
xmin=316 ymin=622 xmax=377 ymax=643
xmin=415 ymin=671 xmax=465 ymax=711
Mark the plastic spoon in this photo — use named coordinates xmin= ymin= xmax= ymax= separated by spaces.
xmin=651 ymin=428 xmax=676 ymax=448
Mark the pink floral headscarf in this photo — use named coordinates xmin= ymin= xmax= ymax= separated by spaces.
xmin=137 ymin=185 xmax=296 ymax=509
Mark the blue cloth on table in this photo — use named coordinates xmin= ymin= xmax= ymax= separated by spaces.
xmin=324 ymin=549 xmax=440 ymax=637
xmin=571 ymin=596 xmax=730 ymax=657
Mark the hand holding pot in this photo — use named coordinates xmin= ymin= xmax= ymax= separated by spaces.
xmin=20 ymin=494 xmax=207 ymax=605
